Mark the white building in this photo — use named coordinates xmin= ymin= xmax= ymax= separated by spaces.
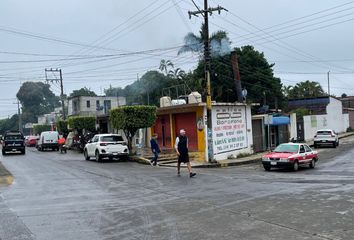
xmin=67 ymin=96 xmax=126 ymax=117
xmin=288 ymin=96 xmax=349 ymax=141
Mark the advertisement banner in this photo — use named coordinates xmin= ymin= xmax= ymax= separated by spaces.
xmin=212 ymin=106 xmax=247 ymax=155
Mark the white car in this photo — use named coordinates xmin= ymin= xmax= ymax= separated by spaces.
xmin=313 ymin=129 xmax=339 ymax=148
xmin=84 ymin=134 xmax=129 ymax=162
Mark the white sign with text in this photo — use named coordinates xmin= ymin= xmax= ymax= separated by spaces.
xmin=212 ymin=106 xmax=247 ymax=155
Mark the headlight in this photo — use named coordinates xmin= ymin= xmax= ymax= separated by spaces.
xmin=262 ymin=157 xmax=269 ymax=161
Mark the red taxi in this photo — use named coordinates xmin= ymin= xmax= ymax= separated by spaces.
xmin=262 ymin=143 xmax=318 ymax=171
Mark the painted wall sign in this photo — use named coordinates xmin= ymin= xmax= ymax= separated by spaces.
xmin=212 ymin=106 xmax=247 ymax=155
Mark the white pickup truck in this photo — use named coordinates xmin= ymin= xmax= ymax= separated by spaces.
xmin=313 ymin=129 xmax=339 ymax=148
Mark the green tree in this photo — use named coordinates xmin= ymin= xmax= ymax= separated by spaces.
xmin=185 ymin=45 xmax=284 ymax=108
xmin=110 ymin=106 xmax=156 ymax=151
xmin=33 ymin=124 xmax=51 ymax=135
xmin=56 ymin=120 xmax=68 ymax=135
xmin=104 ymin=85 xmax=125 ymax=97
xmin=287 ymin=81 xmax=325 ymax=99
xmin=159 ymin=59 xmax=174 ymax=75
xmin=70 ymin=87 xmax=97 ymax=98
xmin=178 ymin=26 xmax=231 ymax=57
xmin=16 ymin=82 xmax=60 ymax=124
xmin=68 ymin=116 xmax=96 ymax=132
xmin=0 ymin=115 xmax=19 ymax=135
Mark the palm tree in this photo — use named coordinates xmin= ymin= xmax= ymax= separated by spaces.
xmin=178 ymin=24 xmax=231 ymax=57
xmin=159 ymin=59 xmax=174 ymax=75
xmin=168 ymin=68 xmax=186 ymax=81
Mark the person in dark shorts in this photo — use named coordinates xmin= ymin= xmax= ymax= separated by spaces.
xmin=175 ymin=129 xmax=196 ymax=178
xmin=150 ymin=133 xmax=160 ymax=166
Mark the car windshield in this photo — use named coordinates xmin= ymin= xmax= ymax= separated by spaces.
xmin=317 ymin=131 xmax=332 ymax=135
xmin=100 ymin=135 xmax=124 ymax=142
xmin=5 ymin=134 xmax=23 ymax=140
xmin=274 ymin=144 xmax=299 ymax=153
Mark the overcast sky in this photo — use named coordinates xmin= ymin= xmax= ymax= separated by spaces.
xmin=1 ymin=0 xmax=354 ymax=119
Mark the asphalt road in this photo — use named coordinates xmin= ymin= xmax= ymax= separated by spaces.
xmin=0 ymin=137 xmax=354 ymax=240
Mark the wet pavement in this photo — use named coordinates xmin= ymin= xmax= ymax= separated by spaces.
xmin=0 ymin=136 xmax=354 ymax=240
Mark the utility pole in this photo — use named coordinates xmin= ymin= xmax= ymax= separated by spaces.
xmin=188 ymin=1 xmax=227 ymax=162
xmin=327 ymin=70 xmax=330 ymax=96
xmin=231 ymin=51 xmax=243 ymax=102
xmin=45 ymin=68 xmax=66 ymax=120
xmin=17 ymin=99 xmax=22 ymax=133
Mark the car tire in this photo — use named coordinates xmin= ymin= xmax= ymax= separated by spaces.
xmin=313 ymin=143 xmax=317 ymax=148
xmin=95 ymin=151 xmax=101 ymax=163
xmin=293 ymin=161 xmax=299 ymax=171
xmin=309 ymin=158 xmax=316 ymax=169
xmin=2 ymin=150 xmax=6 ymax=156
xmin=84 ymin=150 xmax=90 ymax=161
xmin=263 ymin=165 xmax=271 ymax=171
xmin=336 ymin=141 xmax=339 ymax=147
xmin=332 ymin=142 xmax=337 ymax=148
xmin=21 ymin=149 xmax=25 ymax=155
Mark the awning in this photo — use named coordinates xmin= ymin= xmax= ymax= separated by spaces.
xmin=264 ymin=116 xmax=290 ymax=126
xmin=270 ymin=116 xmax=290 ymax=126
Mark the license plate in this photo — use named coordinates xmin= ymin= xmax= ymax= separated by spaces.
xmin=271 ymin=162 xmax=277 ymax=166
xmin=321 ymin=140 xmax=326 ymax=142
xmin=113 ymin=152 xmax=118 ymax=155
xmin=12 ymin=149 xmax=17 ymax=151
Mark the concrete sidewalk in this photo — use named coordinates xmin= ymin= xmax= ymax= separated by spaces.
xmin=130 ymin=131 xmax=354 ymax=168
xmin=0 ymin=161 xmax=13 ymax=186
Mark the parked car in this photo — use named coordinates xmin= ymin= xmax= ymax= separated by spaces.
xmin=37 ymin=131 xmax=60 ymax=151
xmin=84 ymin=134 xmax=129 ymax=162
xmin=262 ymin=143 xmax=318 ymax=171
xmin=314 ymin=129 xmax=339 ymax=148
xmin=25 ymin=135 xmax=39 ymax=147
xmin=2 ymin=131 xmax=25 ymax=155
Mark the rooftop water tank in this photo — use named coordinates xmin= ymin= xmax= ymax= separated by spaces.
xmin=160 ymin=96 xmax=171 ymax=107
xmin=171 ymin=99 xmax=186 ymax=106
xmin=188 ymin=92 xmax=202 ymax=104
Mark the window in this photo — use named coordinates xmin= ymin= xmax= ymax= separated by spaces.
xmin=103 ymin=100 xmax=111 ymax=114
xmin=304 ymin=145 xmax=312 ymax=152
xmin=86 ymin=100 xmax=90 ymax=108
xmin=100 ymin=135 xmax=124 ymax=142
xmin=299 ymin=145 xmax=305 ymax=153
xmin=92 ymin=136 xmax=99 ymax=142
xmin=96 ymin=100 xmax=100 ymax=110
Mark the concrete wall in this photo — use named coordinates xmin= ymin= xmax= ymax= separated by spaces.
xmin=303 ymin=98 xmax=349 ymax=141
xmin=289 ymin=113 xmax=297 ymax=140
xmin=68 ymin=96 xmax=126 ymax=116
xmin=212 ymin=104 xmax=253 ymax=161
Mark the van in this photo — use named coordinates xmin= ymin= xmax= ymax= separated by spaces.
xmin=37 ymin=131 xmax=59 ymax=151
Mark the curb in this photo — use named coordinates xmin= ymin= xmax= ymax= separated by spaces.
xmin=0 ymin=175 xmax=13 ymax=186
xmin=130 ymin=155 xmax=262 ymax=168
xmin=0 ymin=161 xmax=14 ymax=186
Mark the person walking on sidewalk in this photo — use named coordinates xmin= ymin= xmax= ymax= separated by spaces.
xmin=175 ymin=129 xmax=196 ymax=178
xmin=150 ymin=133 xmax=160 ymax=166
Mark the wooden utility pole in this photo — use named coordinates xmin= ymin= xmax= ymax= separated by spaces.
xmin=17 ymin=99 xmax=22 ymax=133
xmin=45 ymin=68 xmax=66 ymax=120
xmin=188 ymin=0 xmax=227 ymax=162
xmin=231 ymin=51 xmax=243 ymax=102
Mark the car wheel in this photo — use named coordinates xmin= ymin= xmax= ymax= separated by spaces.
xmin=95 ymin=151 xmax=101 ymax=162
xmin=21 ymin=150 xmax=25 ymax=155
xmin=293 ymin=161 xmax=299 ymax=171
xmin=84 ymin=150 xmax=90 ymax=161
xmin=2 ymin=150 xmax=6 ymax=156
xmin=332 ymin=142 xmax=337 ymax=148
xmin=313 ymin=143 xmax=317 ymax=148
xmin=336 ymin=141 xmax=339 ymax=147
xmin=309 ymin=158 xmax=316 ymax=168
xmin=263 ymin=165 xmax=271 ymax=171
